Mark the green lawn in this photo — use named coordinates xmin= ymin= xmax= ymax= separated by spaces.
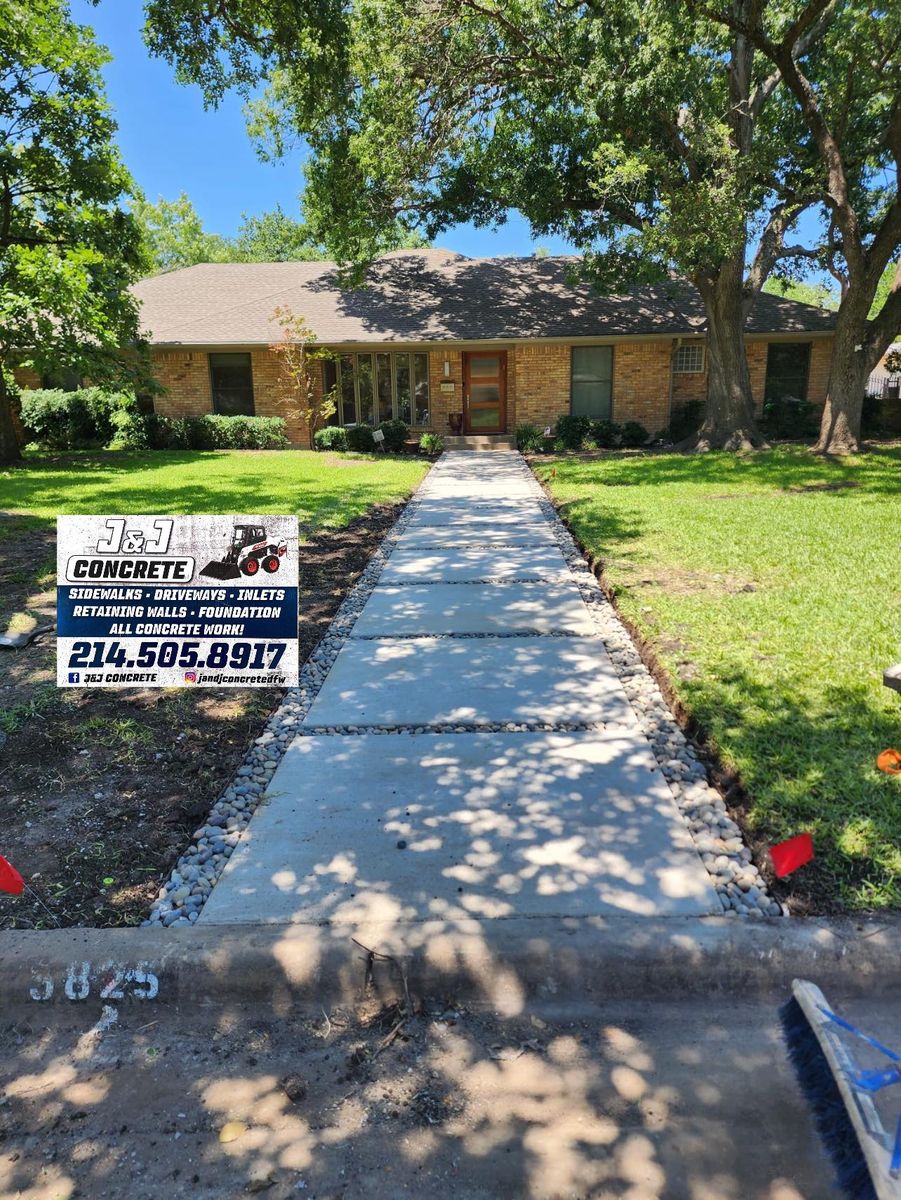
xmin=0 ymin=448 xmax=428 ymax=539
xmin=536 ymin=446 xmax=901 ymax=912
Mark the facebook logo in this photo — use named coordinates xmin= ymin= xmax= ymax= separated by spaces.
xmin=68 ymin=671 xmax=80 ymax=684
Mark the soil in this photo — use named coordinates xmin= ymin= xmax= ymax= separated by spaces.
xmin=0 ymin=501 xmax=405 ymax=931
xmin=0 ymin=991 xmax=838 ymax=1200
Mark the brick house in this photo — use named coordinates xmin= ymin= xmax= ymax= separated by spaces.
xmin=119 ymin=248 xmax=836 ymax=446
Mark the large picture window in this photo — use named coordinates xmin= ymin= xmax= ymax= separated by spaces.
xmin=571 ymin=346 xmax=613 ymax=419
xmin=209 ymin=352 xmax=254 ymax=416
xmin=322 ymin=352 xmax=430 ymax=427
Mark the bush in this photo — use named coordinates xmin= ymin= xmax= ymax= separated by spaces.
xmin=345 ymin=423 xmax=378 ymax=451
xmin=515 ymin=423 xmax=544 ymax=452
xmin=19 ymin=387 xmax=135 ymax=449
xmin=620 ymin=421 xmax=650 ymax=447
xmin=419 ymin=431 xmax=445 ymax=455
xmin=554 ymin=413 xmax=592 ymax=450
xmin=666 ymin=399 xmax=704 ymax=443
xmin=314 ymin=425 xmax=348 ymax=451
xmin=589 ymin=419 xmax=621 ymax=448
xmin=761 ymin=395 xmax=819 ymax=439
xmin=862 ymin=393 xmax=883 ymax=436
xmin=109 ymin=412 xmax=289 ymax=451
xmin=378 ymin=418 xmax=409 ymax=452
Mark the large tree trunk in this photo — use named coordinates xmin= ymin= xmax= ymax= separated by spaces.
xmin=687 ymin=271 xmax=765 ymax=451
xmin=813 ymin=313 xmax=871 ymax=454
xmin=814 ymin=278 xmax=898 ymax=455
xmin=0 ymin=369 xmax=22 ymax=465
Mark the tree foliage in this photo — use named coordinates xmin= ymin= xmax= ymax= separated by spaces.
xmin=0 ymin=0 xmax=147 ymax=462
xmin=268 ymin=305 xmax=335 ymax=437
xmin=132 ymin=192 xmax=231 ymax=274
xmin=694 ymin=0 xmax=900 ymax=452
xmin=144 ymin=0 xmax=827 ymax=449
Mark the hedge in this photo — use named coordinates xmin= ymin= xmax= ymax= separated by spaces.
xmin=111 ymin=412 xmax=289 ymax=451
xmin=19 ymin=388 xmax=133 ymax=449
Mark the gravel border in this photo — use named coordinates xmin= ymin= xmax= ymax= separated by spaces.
xmin=146 ymin=451 xmax=781 ymax=927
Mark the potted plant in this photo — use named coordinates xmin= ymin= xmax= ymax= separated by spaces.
xmin=448 ymin=412 xmax=463 ymax=434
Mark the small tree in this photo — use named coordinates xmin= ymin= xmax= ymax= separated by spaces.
xmin=269 ymin=306 xmax=335 ymax=440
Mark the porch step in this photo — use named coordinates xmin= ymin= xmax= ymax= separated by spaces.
xmin=444 ymin=434 xmax=516 ymax=450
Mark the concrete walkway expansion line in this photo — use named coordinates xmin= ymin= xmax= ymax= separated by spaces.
xmin=200 ymin=451 xmax=722 ymax=929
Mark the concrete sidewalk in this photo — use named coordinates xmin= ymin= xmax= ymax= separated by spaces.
xmin=200 ymin=451 xmax=720 ymax=928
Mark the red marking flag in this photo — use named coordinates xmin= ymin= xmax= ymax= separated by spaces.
xmin=0 ymin=855 xmax=24 ymax=895
xmin=770 ymin=833 xmax=814 ymax=878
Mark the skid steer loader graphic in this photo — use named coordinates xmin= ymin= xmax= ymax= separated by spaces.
xmin=200 ymin=524 xmax=288 ymax=580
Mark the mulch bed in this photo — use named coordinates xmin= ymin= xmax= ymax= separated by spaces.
xmin=0 ymin=501 xmax=405 ymax=930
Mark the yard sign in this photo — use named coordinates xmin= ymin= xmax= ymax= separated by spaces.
xmin=56 ymin=515 xmax=299 ymax=688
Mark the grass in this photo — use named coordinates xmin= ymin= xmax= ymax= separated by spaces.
xmin=536 ymin=445 xmax=901 ymax=912
xmin=0 ymin=448 xmax=428 ymax=538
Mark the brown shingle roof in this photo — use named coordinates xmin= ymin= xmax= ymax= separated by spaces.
xmin=131 ymin=249 xmax=837 ymax=346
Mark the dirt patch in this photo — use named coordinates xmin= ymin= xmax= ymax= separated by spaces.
xmin=615 ymin=561 xmax=758 ymax=598
xmin=0 ymin=501 xmax=405 ymax=930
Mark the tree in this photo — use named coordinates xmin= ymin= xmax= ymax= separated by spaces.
xmin=0 ymin=0 xmax=146 ymax=463
xmin=144 ymin=0 xmax=822 ymax=451
xmin=763 ymin=277 xmax=838 ymax=308
xmin=269 ymin=305 xmax=335 ymax=438
xmin=234 ymin=206 xmax=325 ymax=261
xmin=696 ymin=0 xmax=901 ymax=453
xmin=132 ymin=191 xmax=231 ymax=274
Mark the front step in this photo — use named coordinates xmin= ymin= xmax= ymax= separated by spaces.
xmin=444 ymin=434 xmax=516 ymax=450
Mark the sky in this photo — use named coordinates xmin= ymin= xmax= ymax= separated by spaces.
xmin=72 ymin=0 xmax=829 ymax=278
xmin=71 ymin=0 xmax=575 ymax=257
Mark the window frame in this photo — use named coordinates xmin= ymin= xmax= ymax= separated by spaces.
xmin=673 ymin=343 xmax=706 ymax=374
xmin=322 ymin=351 xmax=430 ymax=427
xmin=208 ymin=351 xmax=255 ymax=416
xmin=570 ymin=344 xmax=614 ymax=420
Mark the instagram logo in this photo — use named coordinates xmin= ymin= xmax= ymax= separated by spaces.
xmin=183 ymin=670 xmax=197 ymax=683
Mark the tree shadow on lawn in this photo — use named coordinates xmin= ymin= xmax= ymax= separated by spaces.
xmin=544 ymin=444 xmax=901 ymax=495
xmin=550 ymin=491 xmax=900 ymax=914
xmin=674 ymin=661 xmax=900 ymax=914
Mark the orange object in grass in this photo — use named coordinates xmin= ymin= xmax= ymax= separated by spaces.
xmin=876 ymin=749 xmax=901 ymax=774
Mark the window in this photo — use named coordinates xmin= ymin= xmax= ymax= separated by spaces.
xmin=571 ymin=346 xmax=613 ymax=419
xmin=321 ymin=352 xmax=430 ymax=427
xmin=673 ymin=343 xmax=705 ymax=374
xmin=209 ymin=352 xmax=254 ymax=415
xmin=765 ymin=342 xmax=811 ymax=404
xmin=41 ymin=369 xmax=82 ymax=392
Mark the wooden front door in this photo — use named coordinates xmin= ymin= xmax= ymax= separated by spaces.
xmin=463 ymin=351 xmax=507 ymax=433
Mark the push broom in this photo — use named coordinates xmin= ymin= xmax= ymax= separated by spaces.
xmin=782 ymin=980 xmax=901 ymax=1199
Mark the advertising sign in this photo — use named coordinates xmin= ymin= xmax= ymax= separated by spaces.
xmin=57 ymin=515 xmax=299 ymax=688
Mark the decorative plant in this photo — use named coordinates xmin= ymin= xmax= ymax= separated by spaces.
xmin=419 ymin=431 xmax=444 ymax=455
xmin=269 ymin=305 xmax=336 ymax=439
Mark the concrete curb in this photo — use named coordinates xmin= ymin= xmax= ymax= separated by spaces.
xmin=3 ymin=915 xmax=899 ymax=1013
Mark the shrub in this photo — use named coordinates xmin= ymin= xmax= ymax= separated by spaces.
xmin=314 ymin=425 xmax=348 ymax=451
xmin=666 ymin=399 xmax=704 ymax=443
xmin=20 ymin=387 xmax=134 ymax=449
xmin=589 ymin=418 xmax=622 ymax=448
xmin=378 ymin=418 xmax=409 ymax=452
xmin=419 ymin=431 xmax=445 ymax=455
xmin=862 ymin=393 xmax=883 ymax=436
xmin=620 ymin=421 xmax=650 ymax=447
xmin=554 ymin=413 xmax=591 ymax=450
xmin=109 ymin=412 xmax=289 ymax=451
xmin=515 ymin=422 xmax=544 ymax=452
xmin=761 ymin=394 xmax=819 ymax=439
xmin=346 ymin=422 xmax=378 ymax=451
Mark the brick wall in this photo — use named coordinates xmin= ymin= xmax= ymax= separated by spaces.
xmin=146 ymin=336 xmax=835 ymax=445
xmin=152 ymin=350 xmax=213 ymax=419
